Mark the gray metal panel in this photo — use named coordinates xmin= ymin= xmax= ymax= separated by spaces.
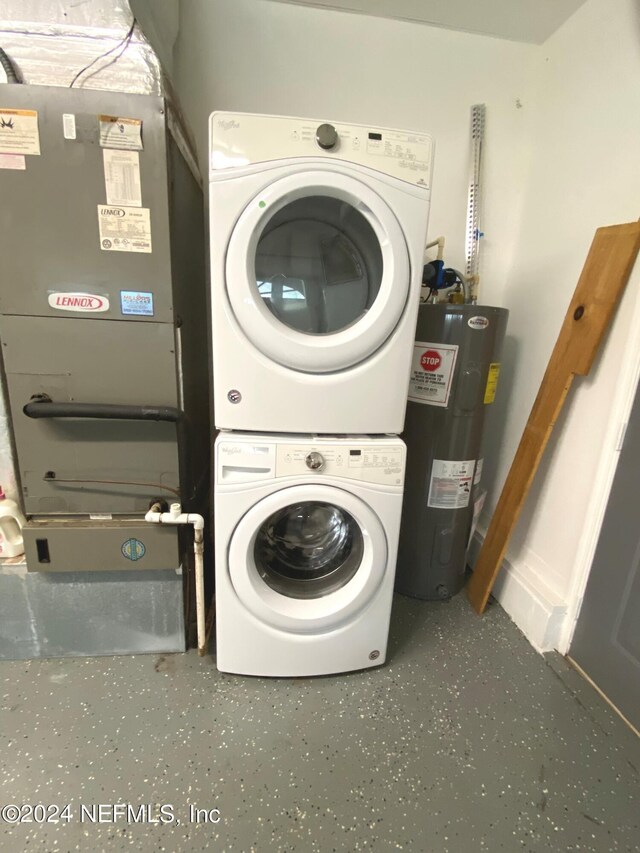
xmin=1 ymin=314 xmax=179 ymax=513
xmin=0 ymin=565 xmax=185 ymax=660
xmin=166 ymin=133 xmax=211 ymax=511
xmin=570 ymin=375 xmax=640 ymax=730
xmin=22 ymin=519 xmax=180 ymax=572
xmin=0 ymin=85 xmax=173 ymax=323
xmin=396 ymin=304 xmax=508 ymax=599
xmin=0 ymin=86 xmax=208 ymax=654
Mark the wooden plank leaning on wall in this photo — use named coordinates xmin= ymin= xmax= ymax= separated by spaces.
xmin=467 ymin=221 xmax=640 ymax=615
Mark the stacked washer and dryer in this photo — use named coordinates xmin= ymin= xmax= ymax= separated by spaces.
xmin=208 ymin=113 xmax=433 ymax=676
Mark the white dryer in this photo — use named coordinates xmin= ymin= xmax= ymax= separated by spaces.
xmin=209 ymin=112 xmax=433 ymax=434
xmin=214 ymin=432 xmax=406 ymax=677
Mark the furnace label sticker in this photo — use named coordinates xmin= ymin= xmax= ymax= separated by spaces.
xmin=408 ymin=342 xmax=458 ymax=407
xmin=484 ymin=362 xmax=501 ymax=404
xmin=120 ymin=290 xmax=154 ymax=316
xmin=99 ymin=115 xmax=143 ymax=150
xmin=428 ymin=459 xmax=475 ymax=509
xmin=0 ymin=109 xmax=40 ymax=155
xmin=103 ymin=149 xmax=142 ymax=207
xmin=0 ymin=153 xmax=25 ymax=170
xmin=98 ymin=205 xmax=152 ymax=253
xmin=62 ymin=113 xmax=77 ymax=140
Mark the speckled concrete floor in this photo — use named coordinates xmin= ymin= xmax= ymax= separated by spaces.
xmin=1 ymin=594 xmax=638 ymax=853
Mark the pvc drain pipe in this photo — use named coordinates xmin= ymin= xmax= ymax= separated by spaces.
xmin=145 ymin=502 xmax=206 ymax=655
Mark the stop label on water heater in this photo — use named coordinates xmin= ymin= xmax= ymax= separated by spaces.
xmin=408 ymin=342 xmax=459 ymax=407
xmin=420 ymin=350 xmax=442 ymax=371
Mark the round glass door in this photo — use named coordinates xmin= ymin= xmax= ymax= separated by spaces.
xmin=254 ymin=500 xmax=364 ymax=599
xmin=225 ymin=170 xmax=411 ymax=373
xmin=255 ymin=196 xmax=383 ymax=336
xmin=228 ymin=484 xmax=388 ymax=633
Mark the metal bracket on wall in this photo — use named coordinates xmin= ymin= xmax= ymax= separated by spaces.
xmin=465 ymin=103 xmax=486 ymax=304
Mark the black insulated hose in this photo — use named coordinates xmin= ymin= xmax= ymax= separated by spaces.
xmin=0 ymin=47 xmax=20 ymax=83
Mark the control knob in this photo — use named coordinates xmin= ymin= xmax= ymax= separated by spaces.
xmin=316 ymin=123 xmax=338 ymax=150
xmin=305 ymin=451 xmax=325 ymax=471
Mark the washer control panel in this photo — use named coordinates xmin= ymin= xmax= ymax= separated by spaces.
xmin=217 ymin=436 xmax=405 ymax=486
xmin=210 ymin=111 xmax=433 ymax=188
xmin=316 ymin=123 xmax=338 ymax=150
xmin=305 ymin=451 xmax=326 ymax=471
xmin=276 ymin=442 xmax=405 ymax=486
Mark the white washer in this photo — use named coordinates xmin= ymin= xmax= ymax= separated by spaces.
xmin=214 ymin=432 xmax=406 ymax=677
xmin=209 ymin=112 xmax=433 ymax=434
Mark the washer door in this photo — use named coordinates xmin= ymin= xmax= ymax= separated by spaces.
xmin=226 ymin=170 xmax=410 ymax=373
xmin=228 ymin=485 xmax=388 ymax=633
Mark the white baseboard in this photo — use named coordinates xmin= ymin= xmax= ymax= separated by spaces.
xmin=468 ymin=532 xmax=568 ymax=653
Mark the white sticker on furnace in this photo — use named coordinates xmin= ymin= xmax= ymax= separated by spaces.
xmin=0 ymin=108 xmax=40 ymax=155
xmin=0 ymin=153 xmax=25 ymax=170
xmin=97 ymin=205 xmax=152 ymax=253
xmin=428 ymin=459 xmax=475 ymax=509
xmin=99 ymin=115 xmax=143 ymax=151
xmin=408 ymin=342 xmax=458 ymax=407
xmin=103 ymin=149 xmax=142 ymax=207
xmin=62 ymin=113 xmax=76 ymax=140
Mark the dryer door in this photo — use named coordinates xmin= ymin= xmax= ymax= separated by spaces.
xmin=225 ymin=170 xmax=410 ymax=373
xmin=228 ymin=484 xmax=388 ymax=633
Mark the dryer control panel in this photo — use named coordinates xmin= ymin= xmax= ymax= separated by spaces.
xmin=210 ymin=111 xmax=433 ymax=189
xmin=216 ymin=436 xmax=405 ymax=487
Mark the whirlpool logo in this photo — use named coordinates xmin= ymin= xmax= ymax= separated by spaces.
xmin=217 ymin=119 xmax=240 ymax=131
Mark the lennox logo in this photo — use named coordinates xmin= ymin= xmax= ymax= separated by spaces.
xmin=100 ymin=207 xmax=126 ymax=217
xmin=48 ymin=292 xmax=110 ymax=313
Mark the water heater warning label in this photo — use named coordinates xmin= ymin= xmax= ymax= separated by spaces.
xmin=408 ymin=342 xmax=458 ymax=407
xmin=484 ymin=362 xmax=501 ymax=404
xmin=428 ymin=459 xmax=475 ymax=509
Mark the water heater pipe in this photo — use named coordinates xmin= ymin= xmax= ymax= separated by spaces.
xmin=449 ymin=268 xmax=471 ymax=304
xmin=424 ymin=236 xmax=445 ymax=262
xmin=145 ymin=502 xmax=206 ymax=656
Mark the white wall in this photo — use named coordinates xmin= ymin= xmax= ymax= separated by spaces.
xmin=174 ymin=0 xmax=538 ymax=309
xmin=478 ymin=0 xmax=640 ymax=651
